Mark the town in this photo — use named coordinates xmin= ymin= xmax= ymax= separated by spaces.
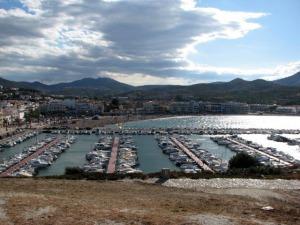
xmin=1 ymin=85 xmax=300 ymax=136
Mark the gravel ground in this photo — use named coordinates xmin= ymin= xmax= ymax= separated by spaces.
xmin=0 ymin=178 xmax=299 ymax=224
xmin=163 ymin=178 xmax=300 ymax=190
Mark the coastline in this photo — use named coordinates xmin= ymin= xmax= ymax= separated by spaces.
xmin=59 ymin=113 xmax=300 ymax=129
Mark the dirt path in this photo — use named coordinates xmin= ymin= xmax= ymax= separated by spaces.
xmin=0 ymin=178 xmax=299 ymax=225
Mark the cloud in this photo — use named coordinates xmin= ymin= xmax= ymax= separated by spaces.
xmin=0 ymin=0 xmax=283 ymax=85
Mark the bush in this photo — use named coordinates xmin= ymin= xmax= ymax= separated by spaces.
xmin=229 ymin=152 xmax=259 ymax=169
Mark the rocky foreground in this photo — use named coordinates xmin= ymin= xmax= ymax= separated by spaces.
xmin=0 ymin=178 xmax=299 ymax=225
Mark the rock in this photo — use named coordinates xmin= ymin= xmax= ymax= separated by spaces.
xmin=261 ymin=206 xmax=274 ymax=211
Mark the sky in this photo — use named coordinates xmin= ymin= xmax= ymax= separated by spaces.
xmin=0 ymin=0 xmax=299 ymax=86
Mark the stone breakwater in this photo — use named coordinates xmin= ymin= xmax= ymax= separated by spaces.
xmin=163 ymin=178 xmax=300 ymax=190
xmin=46 ymin=127 xmax=300 ymax=135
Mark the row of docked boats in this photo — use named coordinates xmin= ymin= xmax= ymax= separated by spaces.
xmin=268 ymin=134 xmax=300 ymax=146
xmin=0 ymin=131 xmax=39 ymax=150
xmin=0 ymin=135 xmax=76 ymax=177
xmin=46 ymin=127 xmax=300 ymax=136
xmin=211 ymin=136 xmax=300 ymax=167
xmin=97 ymin=128 xmax=300 ymax=136
xmin=156 ymin=136 xmax=201 ymax=173
xmin=51 ymin=130 xmax=93 ymax=135
xmin=116 ymin=136 xmax=141 ymax=174
xmin=0 ymin=136 xmax=55 ymax=174
xmin=19 ymin=135 xmax=76 ymax=177
xmin=83 ymin=135 xmax=141 ymax=174
xmin=83 ymin=136 xmax=112 ymax=173
xmin=176 ymin=136 xmax=228 ymax=172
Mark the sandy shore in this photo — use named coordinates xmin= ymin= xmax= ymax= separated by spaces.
xmin=0 ymin=178 xmax=299 ymax=225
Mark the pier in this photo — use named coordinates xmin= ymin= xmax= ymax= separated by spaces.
xmin=226 ymin=137 xmax=293 ymax=167
xmin=107 ymin=136 xmax=120 ymax=173
xmin=0 ymin=138 xmax=60 ymax=177
xmin=0 ymin=130 xmax=38 ymax=145
xmin=170 ymin=137 xmax=214 ymax=173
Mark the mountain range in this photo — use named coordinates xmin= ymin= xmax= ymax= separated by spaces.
xmin=1 ymin=72 xmax=300 ymax=104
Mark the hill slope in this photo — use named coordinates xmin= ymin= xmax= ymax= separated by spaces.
xmin=1 ymin=76 xmax=300 ymax=104
xmin=125 ymin=78 xmax=300 ymax=104
xmin=0 ymin=77 xmax=135 ymax=96
xmin=274 ymin=72 xmax=300 ymax=86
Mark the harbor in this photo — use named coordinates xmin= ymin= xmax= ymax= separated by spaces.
xmin=0 ymin=130 xmax=39 ymax=150
xmin=170 ymin=137 xmax=214 ymax=173
xmin=0 ymin=124 xmax=299 ymax=176
xmin=107 ymin=137 xmax=120 ymax=173
xmin=0 ymin=135 xmax=77 ymax=177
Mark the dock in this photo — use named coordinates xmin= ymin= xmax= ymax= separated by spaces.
xmin=107 ymin=136 xmax=120 ymax=173
xmin=0 ymin=138 xmax=60 ymax=177
xmin=226 ymin=137 xmax=293 ymax=167
xmin=0 ymin=130 xmax=37 ymax=145
xmin=170 ymin=137 xmax=214 ymax=173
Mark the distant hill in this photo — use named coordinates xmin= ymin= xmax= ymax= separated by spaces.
xmin=1 ymin=76 xmax=300 ymax=104
xmin=0 ymin=77 xmax=135 ymax=96
xmin=125 ymin=78 xmax=300 ymax=104
xmin=274 ymin=71 xmax=300 ymax=87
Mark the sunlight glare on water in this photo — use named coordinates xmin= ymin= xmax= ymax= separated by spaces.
xmin=123 ymin=115 xmax=300 ymax=129
xmin=239 ymin=134 xmax=300 ymax=160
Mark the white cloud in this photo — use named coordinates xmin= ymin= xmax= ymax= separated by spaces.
xmin=0 ymin=0 xmax=293 ymax=85
xmin=101 ymin=72 xmax=197 ymax=86
xmin=183 ymin=60 xmax=300 ymax=81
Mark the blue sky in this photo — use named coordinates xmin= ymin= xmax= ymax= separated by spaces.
xmin=191 ymin=0 xmax=300 ymax=69
xmin=0 ymin=0 xmax=299 ymax=85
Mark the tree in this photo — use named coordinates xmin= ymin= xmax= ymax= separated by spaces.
xmin=25 ymin=109 xmax=41 ymax=127
xmin=106 ymin=98 xmax=119 ymax=112
xmin=229 ymin=152 xmax=259 ymax=169
xmin=3 ymin=118 xmax=9 ymax=131
xmin=111 ymin=98 xmax=119 ymax=109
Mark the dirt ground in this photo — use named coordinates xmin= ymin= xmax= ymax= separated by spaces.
xmin=64 ymin=115 xmax=171 ymax=129
xmin=0 ymin=179 xmax=299 ymax=225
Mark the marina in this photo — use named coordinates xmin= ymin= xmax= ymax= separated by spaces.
xmin=107 ymin=137 xmax=120 ymax=173
xmin=0 ymin=130 xmax=39 ymax=150
xmin=0 ymin=115 xmax=300 ymax=176
xmin=211 ymin=136 xmax=299 ymax=167
xmin=0 ymin=135 xmax=77 ymax=177
xmin=0 ymin=137 xmax=59 ymax=177
xmin=170 ymin=137 xmax=214 ymax=173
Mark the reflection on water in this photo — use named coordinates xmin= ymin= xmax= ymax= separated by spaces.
xmin=38 ymin=135 xmax=99 ymax=176
xmin=189 ymin=135 xmax=236 ymax=162
xmin=133 ymin=135 xmax=179 ymax=173
xmin=122 ymin=115 xmax=300 ymax=130
xmin=240 ymin=134 xmax=300 ymax=160
xmin=0 ymin=133 xmax=47 ymax=161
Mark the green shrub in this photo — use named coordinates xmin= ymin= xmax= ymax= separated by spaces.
xmin=229 ymin=152 xmax=259 ymax=169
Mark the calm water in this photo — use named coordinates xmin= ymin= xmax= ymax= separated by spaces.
xmin=240 ymin=134 xmax=300 ymax=160
xmin=189 ymin=135 xmax=236 ymax=162
xmin=0 ymin=133 xmax=47 ymax=162
xmin=38 ymin=135 xmax=99 ymax=176
xmin=133 ymin=135 xmax=179 ymax=173
xmin=121 ymin=115 xmax=300 ymax=129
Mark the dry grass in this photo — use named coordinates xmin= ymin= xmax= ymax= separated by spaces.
xmin=0 ymin=178 xmax=299 ymax=225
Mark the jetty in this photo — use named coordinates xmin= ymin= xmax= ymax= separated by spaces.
xmin=107 ymin=136 xmax=120 ymax=173
xmin=170 ymin=137 xmax=214 ymax=173
xmin=0 ymin=130 xmax=38 ymax=145
xmin=0 ymin=137 xmax=60 ymax=177
xmin=226 ymin=137 xmax=293 ymax=167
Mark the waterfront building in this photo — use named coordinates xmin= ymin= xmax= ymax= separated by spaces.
xmin=275 ymin=106 xmax=297 ymax=114
xmin=40 ymin=101 xmax=67 ymax=114
xmin=143 ymin=101 xmax=164 ymax=114
xmin=249 ymin=104 xmax=273 ymax=113
xmin=169 ymin=101 xmax=200 ymax=114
